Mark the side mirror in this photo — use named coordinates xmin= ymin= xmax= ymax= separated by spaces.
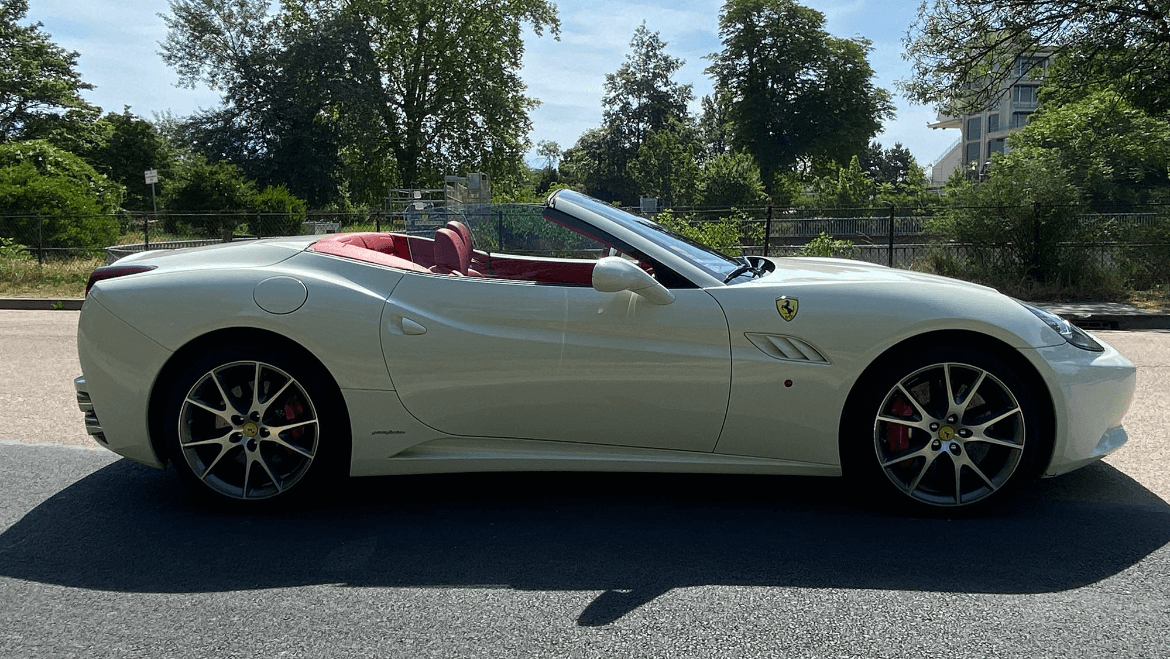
xmin=592 ymin=256 xmax=675 ymax=305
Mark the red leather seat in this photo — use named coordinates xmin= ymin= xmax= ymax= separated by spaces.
xmin=446 ymin=221 xmax=473 ymax=249
xmin=431 ymin=228 xmax=470 ymax=275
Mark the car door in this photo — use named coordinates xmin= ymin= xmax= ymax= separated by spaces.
xmin=381 ymin=272 xmax=731 ymax=452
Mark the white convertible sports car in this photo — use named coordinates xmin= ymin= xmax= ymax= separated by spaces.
xmin=76 ymin=189 xmax=1136 ymax=512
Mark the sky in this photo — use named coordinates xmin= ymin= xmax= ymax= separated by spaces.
xmin=24 ymin=0 xmax=958 ymax=172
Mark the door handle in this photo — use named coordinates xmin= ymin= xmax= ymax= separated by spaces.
xmin=387 ymin=315 xmax=427 ymax=335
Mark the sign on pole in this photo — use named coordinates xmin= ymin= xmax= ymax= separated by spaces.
xmin=144 ymin=169 xmax=158 ymax=185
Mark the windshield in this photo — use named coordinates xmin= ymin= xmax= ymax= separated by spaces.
xmin=557 ymin=193 xmax=745 ymax=280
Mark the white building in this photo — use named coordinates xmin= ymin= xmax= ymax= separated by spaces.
xmin=928 ymin=55 xmax=1051 ymax=185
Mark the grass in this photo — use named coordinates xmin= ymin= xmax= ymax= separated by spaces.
xmin=0 ymin=255 xmax=103 ymax=298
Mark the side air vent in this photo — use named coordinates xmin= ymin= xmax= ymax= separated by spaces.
xmin=745 ymin=333 xmax=830 ymax=364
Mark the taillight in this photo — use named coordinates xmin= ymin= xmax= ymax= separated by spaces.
xmin=85 ymin=265 xmax=157 ymax=296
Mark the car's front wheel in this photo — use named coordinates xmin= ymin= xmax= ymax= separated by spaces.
xmin=163 ymin=343 xmax=348 ymax=508
xmin=845 ymin=345 xmax=1046 ymax=513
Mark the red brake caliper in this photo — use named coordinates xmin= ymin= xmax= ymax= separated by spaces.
xmin=887 ymin=399 xmax=915 ymax=452
xmin=284 ymin=395 xmax=305 ymax=441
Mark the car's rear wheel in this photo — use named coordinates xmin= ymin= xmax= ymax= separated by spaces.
xmin=164 ymin=344 xmax=348 ymax=508
xmin=845 ymin=345 xmax=1045 ymax=513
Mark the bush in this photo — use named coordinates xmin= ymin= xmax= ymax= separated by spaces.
xmin=929 ymin=153 xmax=1104 ymax=287
xmin=163 ymin=156 xmax=256 ymax=237
xmin=797 ymin=232 xmax=857 ymax=259
xmin=0 ymin=141 xmax=122 ymax=248
xmin=249 ymin=185 xmax=307 ymax=236
xmin=655 ymin=208 xmax=763 ymax=257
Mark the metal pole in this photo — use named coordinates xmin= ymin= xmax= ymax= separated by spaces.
xmin=375 ymin=211 xmax=381 ymax=233
xmin=888 ymin=204 xmax=895 ymax=268
xmin=147 ymin=181 xmax=156 ymax=249
xmin=37 ymin=214 xmax=43 ymax=265
xmin=498 ymin=210 xmax=504 ymax=250
xmin=764 ymin=206 xmax=773 ymax=257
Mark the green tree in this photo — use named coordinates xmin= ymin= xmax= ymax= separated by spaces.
xmin=706 ymin=0 xmax=894 ymax=185
xmin=0 ymin=0 xmax=97 ymax=143
xmin=0 ymin=140 xmax=121 ymax=248
xmin=249 ymin=184 xmax=307 ymax=236
xmin=164 ymin=156 xmax=257 ymax=236
xmin=902 ymin=0 xmax=1170 ymax=115
xmin=933 ymin=151 xmax=1094 ymax=284
xmin=1005 ymin=90 xmax=1170 ymax=207
xmin=565 ymin=23 xmax=696 ymax=205
xmin=603 ymin=22 xmax=694 ymax=151
xmin=698 ymin=151 xmax=767 ymax=208
xmin=161 ymin=0 xmax=559 ymax=199
xmin=630 ymin=123 xmax=701 ymax=208
xmin=78 ymin=109 xmax=178 ymax=212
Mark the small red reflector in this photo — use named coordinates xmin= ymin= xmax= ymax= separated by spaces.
xmin=85 ymin=265 xmax=157 ymax=296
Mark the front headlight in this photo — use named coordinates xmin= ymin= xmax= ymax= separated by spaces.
xmin=1016 ymin=301 xmax=1104 ymax=352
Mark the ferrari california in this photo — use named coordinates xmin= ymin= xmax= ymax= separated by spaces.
xmin=75 ymin=189 xmax=1136 ymax=512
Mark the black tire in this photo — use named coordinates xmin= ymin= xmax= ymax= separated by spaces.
xmin=163 ymin=342 xmax=350 ymax=510
xmin=842 ymin=344 xmax=1046 ymax=515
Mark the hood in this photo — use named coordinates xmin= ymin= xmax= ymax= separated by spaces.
xmin=751 ymin=256 xmax=1000 ymax=294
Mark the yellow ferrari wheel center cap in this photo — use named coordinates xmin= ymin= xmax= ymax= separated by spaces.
xmin=938 ymin=426 xmax=956 ymax=441
xmin=242 ymin=422 xmax=259 ymax=438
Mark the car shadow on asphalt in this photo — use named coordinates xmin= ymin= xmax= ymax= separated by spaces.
xmin=1 ymin=460 xmax=1167 ymax=627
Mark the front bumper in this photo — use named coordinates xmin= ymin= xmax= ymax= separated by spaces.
xmin=1025 ymin=336 xmax=1137 ymax=477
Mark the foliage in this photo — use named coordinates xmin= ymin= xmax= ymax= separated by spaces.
xmin=0 ymin=253 xmax=104 ymax=298
xmin=78 ymin=109 xmax=178 ymax=212
xmin=809 ymin=156 xmax=875 ymax=210
xmin=161 ymin=0 xmax=559 ymax=202
xmin=0 ymin=235 xmax=28 ymax=260
xmin=629 ymin=123 xmax=701 ymax=208
xmin=654 ymin=208 xmax=762 ymax=257
xmin=561 ymin=126 xmax=634 ymax=204
xmin=564 ymin=24 xmax=695 ymax=205
xmin=1006 ymin=91 xmax=1170 ymax=207
xmin=249 ymin=184 xmax=307 ymax=236
xmin=797 ymin=232 xmax=857 ymax=259
xmin=706 ymin=0 xmax=894 ymax=185
xmin=163 ymin=156 xmax=257 ymax=236
xmin=603 ymin=22 xmax=694 ymax=151
xmin=932 ymin=151 xmax=1103 ymax=285
xmin=901 ymin=0 xmax=1170 ymax=115
xmin=1119 ymin=216 xmax=1170 ymax=291
xmin=697 ymin=93 xmax=732 ymax=162
xmin=0 ymin=0 xmax=96 ymax=142
xmin=698 ymin=151 xmax=767 ymax=208
xmin=0 ymin=141 xmax=121 ymax=248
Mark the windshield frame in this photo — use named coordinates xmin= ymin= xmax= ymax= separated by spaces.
xmin=546 ymin=190 xmax=747 ymax=284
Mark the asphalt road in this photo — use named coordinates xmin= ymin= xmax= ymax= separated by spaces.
xmin=1 ymin=311 xmax=1168 ymax=658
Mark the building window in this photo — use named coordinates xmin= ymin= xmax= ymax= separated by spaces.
xmin=988 ymin=139 xmax=1005 ymax=158
xmin=1014 ymin=56 xmax=1048 ymax=80
xmin=966 ymin=142 xmax=980 ymax=165
xmin=967 ymin=117 xmax=982 ymax=140
xmin=1012 ymin=85 xmax=1039 ymax=109
xmin=1010 ymin=112 xmax=1031 ymax=129
xmin=988 ymin=114 xmax=1000 ymax=132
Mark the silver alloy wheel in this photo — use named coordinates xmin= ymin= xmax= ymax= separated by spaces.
xmin=178 ymin=360 xmax=319 ymax=500
xmin=873 ymin=362 xmax=1025 ymax=507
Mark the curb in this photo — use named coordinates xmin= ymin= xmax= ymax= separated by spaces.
xmin=0 ymin=298 xmax=84 ymax=311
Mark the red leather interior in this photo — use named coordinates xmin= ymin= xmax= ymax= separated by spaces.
xmin=446 ymin=221 xmax=472 ymax=249
xmin=309 ymin=231 xmax=615 ymax=285
xmin=310 ymin=236 xmax=428 ymax=271
xmin=431 ymin=228 xmax=469 ymax=275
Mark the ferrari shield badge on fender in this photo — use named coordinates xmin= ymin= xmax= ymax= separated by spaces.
xmin=776 ymin=297 xmax=799 ymax=321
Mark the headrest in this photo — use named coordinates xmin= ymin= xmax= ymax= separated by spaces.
xmin=433 ymin=228 xmax=469 ymax=274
